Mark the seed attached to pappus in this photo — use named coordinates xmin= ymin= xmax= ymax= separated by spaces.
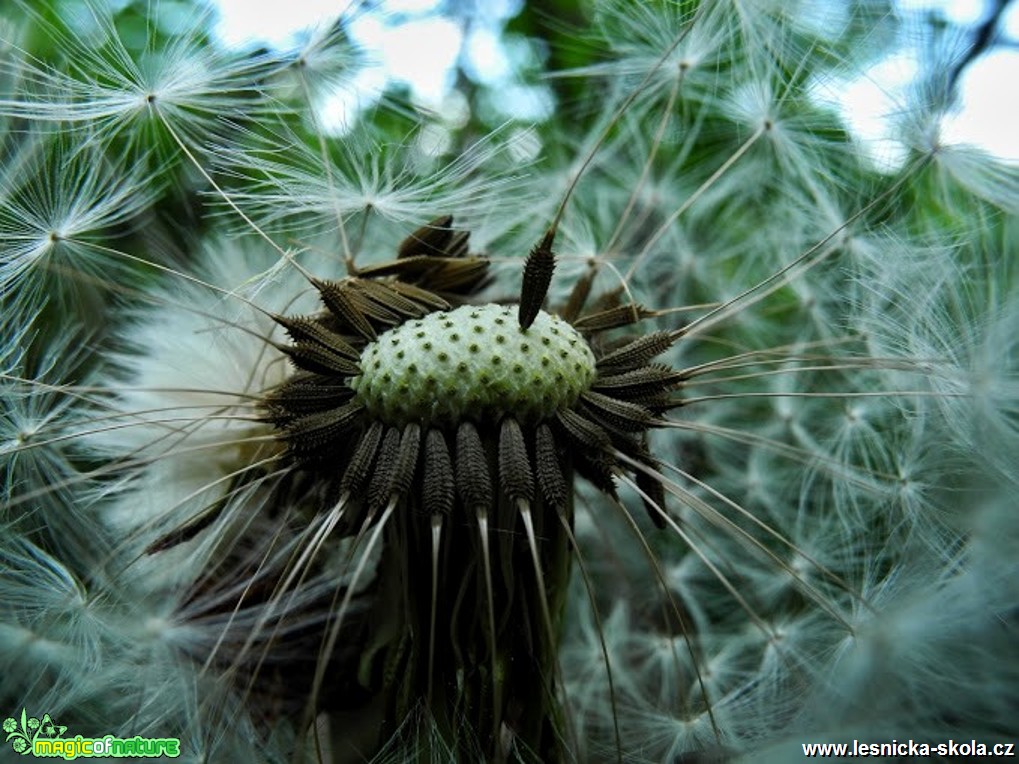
xmin=259 ymin=215 xmax=685 ymax=760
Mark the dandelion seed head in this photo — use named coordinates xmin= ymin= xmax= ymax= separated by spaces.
xmin=1 ymin=0 xmax=1017 ymax=760
xmin=0 ymin=136 xmax=157 ymax=306
xmin=0 ymin=0 xmax=276 ymax=154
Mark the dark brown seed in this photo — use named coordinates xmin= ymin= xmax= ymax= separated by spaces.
xmin=352 ymin=279 xmax=427 ymax=318
xmin=387 ymin=280 xmax=451 ymax=311
xmin=593 ymin=364 xmax=685 ymax=398
xmin=344 ymin=282 xmax=400 ymax=325
xmin=262 ymin=373 xmax=354 ymax=420
xmin=385 ymin=422 xmax=421 ymax=501
xmin=534 ymin=423 xmax=568 ymax=510
xmin=518 ymin=228 xmax=556 ymax=330
xmin=498 ymin=417 xmax=534 ymax=503
xmin=579 ymin=391 xmax=653 ymax=432
xmin=619 ymin=390 xmax=677 ymax=413
xmin=588 ymin=284 xmax=625 ymax=313
xmin=635 ymin=459 xmax=667 ymax=529
xmin=573 ymin=449 xmax=618 ymax=497
xmin=555 ymin=408 xmax=611 ymax=452
xmin=445 ymin=230 xmax=470 ymax=259
xmin=356 ymin=255 xmax=438 ymax=280
xmin=368 ymin=427 xmax=402 ymax=512
xmin=425 ymin=257 xmax=491 ymax=295
xmin=357 ymin=256 xmax=491 ymax=297
xmin=397 ymin=214 xmax=454 ymax=258
xmin=313 ymin=278 xmax=377 ymax=340
xmin=284 ymin=402 xmax=365 ymax=452
xmin=572 ymin=303 xmax=657 ymax=331
xmin=422 ymin=428 xmax=455 ymax=516
xmin=341 ymin=420 xmax=384 ymax=495
xmin=271 ymin=314 xmax=360 ymax=358
xmin=560 ymin=260 xmax=597 ymax=323
xmin=278 ymin=340 xmax=361 ymax=376
xmin=144 ymin=504 xmax=221 ymax=554
xmin=455 ymin=421 xmax=492 ymax=509
xmin=595 ymin=331 xmax=674 ymax=373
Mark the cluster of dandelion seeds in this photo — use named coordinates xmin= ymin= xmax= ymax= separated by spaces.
xmin=1 ymin=0 xmax=1017 ymax=762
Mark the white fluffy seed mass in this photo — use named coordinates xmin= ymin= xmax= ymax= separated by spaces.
xmin=352 ymin=304 xmax=596 ymax=426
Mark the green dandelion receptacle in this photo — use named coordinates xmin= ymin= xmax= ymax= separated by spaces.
xmin=352 ymin=305 xmax=597 ymax=427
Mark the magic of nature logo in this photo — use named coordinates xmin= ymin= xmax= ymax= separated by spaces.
xmin=3 ymin=709 xmax=180 ymax=758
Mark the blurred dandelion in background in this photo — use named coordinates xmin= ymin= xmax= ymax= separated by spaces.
xmin=1 ymin=0 xmax=1017 ymax=762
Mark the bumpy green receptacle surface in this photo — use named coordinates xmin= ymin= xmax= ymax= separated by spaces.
xmin=352 ymin=304 xmax=596 ymax=426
